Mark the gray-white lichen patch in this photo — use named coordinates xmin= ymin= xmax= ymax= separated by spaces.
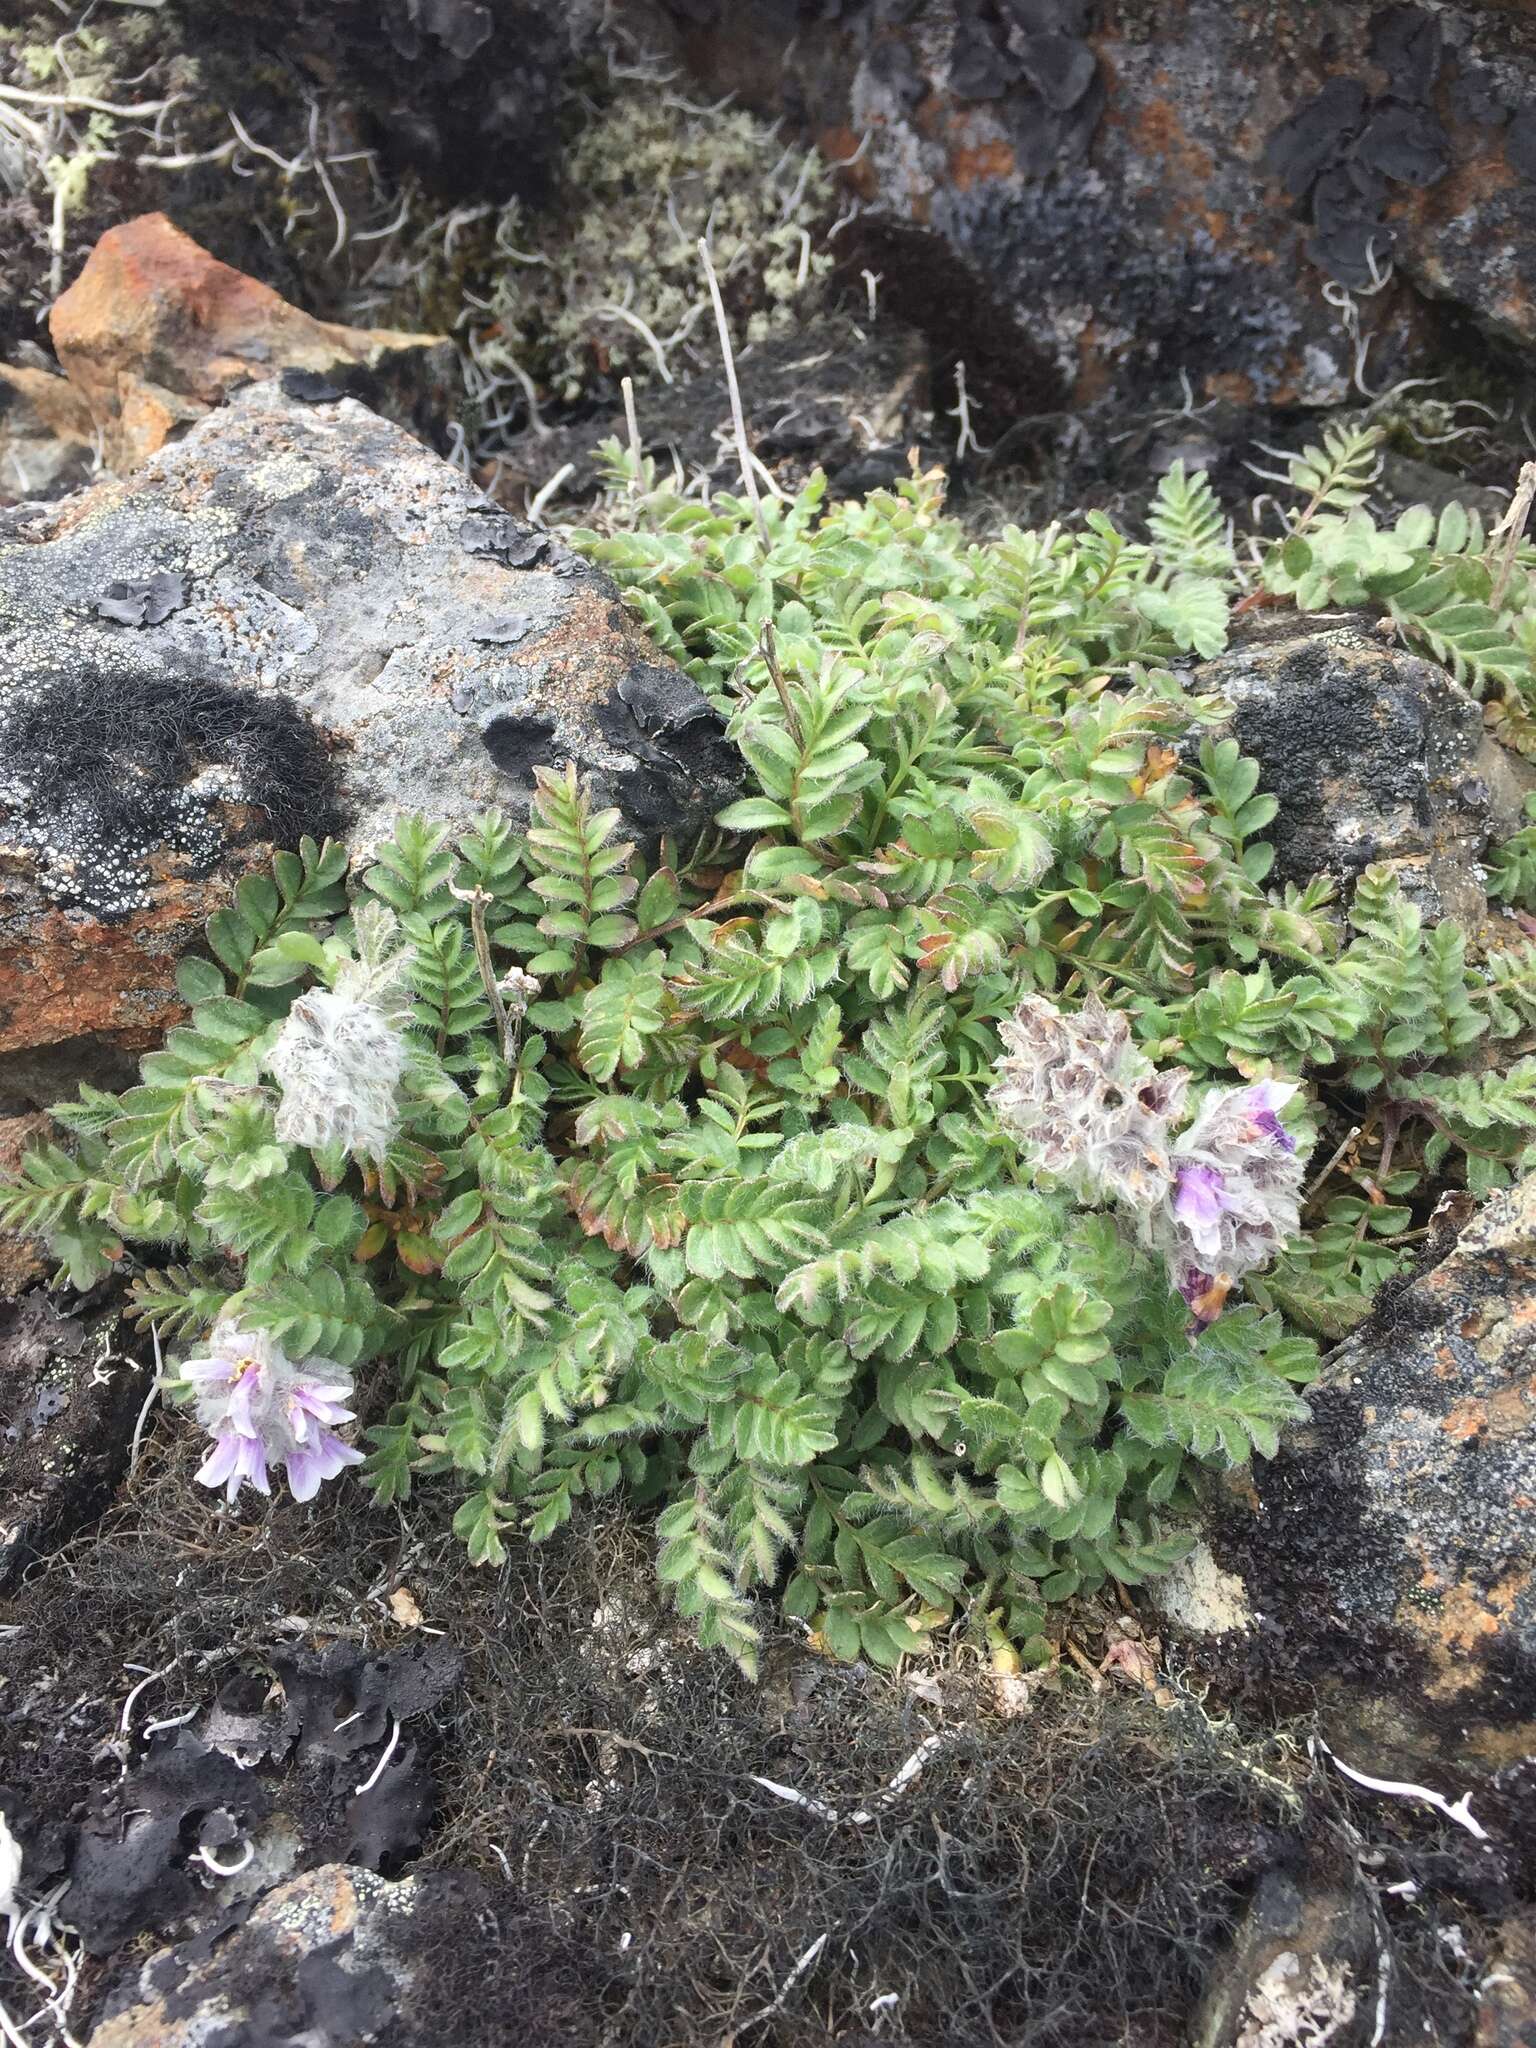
xmin=1235 ymin=1951 xmax=1357 ymax=2048
xmin=2 ymin=759 xmax=241 ymax=919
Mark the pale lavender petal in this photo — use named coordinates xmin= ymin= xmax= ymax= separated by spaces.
xmin=195 ymin=1432 xmax=242 ymax=1496
xmin=1172 ymin=1162 xmax=1227 ymax=1257
xmin=290 ymin=1382 xmax=355 ymax=1426
xmin=285 ymin=1396 xmax=355 ymax=1450
xmin=315 ymin=1432 xmax=365 ymax=1476
xmin=232 ymin=1433 xmax=272 ymax=1497
xmin=286 ymin=1433 xmax=363 ymax=1502
xmin=181 ymin=1355 xmax=237 ymax=1385
xmin=196 ymin=1429 xmax=271 ymax=1502
xmin=1243 ymin=1080 xmax=1297 ymax=1117
xmin=225 ymin=1364 xmax=262 ymax=1437
xmin=285 ymin=1446 xmax=324 ymax=1502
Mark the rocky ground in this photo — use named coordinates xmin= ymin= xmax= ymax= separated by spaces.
xmin=4 ymin=3 xmax=1536 ymax=2044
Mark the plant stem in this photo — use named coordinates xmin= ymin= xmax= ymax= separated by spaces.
xmin=699 ymin=236 xmax=769 ymax=548
xmin=1490 ymin=460 xmax=1536 ymax=611
xmin=760 ymin=621 xmax=801 ymax=743
xmin=452 ymin=881 xmax=510 ymax=1056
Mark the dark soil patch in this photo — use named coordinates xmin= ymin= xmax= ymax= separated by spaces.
xmin=0 ymin=1416 xmax=1513 ymax=2046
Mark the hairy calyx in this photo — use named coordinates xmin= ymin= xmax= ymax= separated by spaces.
xmin=990 ymin=995 xmax=1306 ymax=1324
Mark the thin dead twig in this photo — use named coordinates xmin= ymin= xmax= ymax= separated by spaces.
xmin=699 ymin=235 xmax=768 ymax=547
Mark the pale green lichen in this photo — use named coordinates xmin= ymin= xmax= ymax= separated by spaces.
xmin=401 ymin=86 xmax=833 ymax=415
xmin=524 ymin=92 xmax=831 ymax=399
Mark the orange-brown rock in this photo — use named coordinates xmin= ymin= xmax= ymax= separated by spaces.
xmin=49 ymin=213 xmax=450 ymax=472
xmin=0 ymin=873 xmax=249 ymax=1112
xmin=0 ymin=361 xmax=96 ymax=504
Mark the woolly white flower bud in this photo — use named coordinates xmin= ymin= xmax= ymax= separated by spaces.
xmin=266 ymin=903 xmax=413 ymax=1161
xmin=989 ymin=994 xmax=1186 ymax=1210
xmin=498 ymin=965 xmax=541 ymax=1022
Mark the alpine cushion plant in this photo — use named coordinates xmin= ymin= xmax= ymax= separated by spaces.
xmin=6 ymin=441 xmax=1536 ymax=1677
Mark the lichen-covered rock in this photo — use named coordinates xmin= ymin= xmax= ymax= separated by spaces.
xmin=1187 ymin=1173 xmax=1536 ymax=1777
xmin=645 ymin=1 xmax=1536 ymax=410
xmin=84 ymin=1863 xmax=497 ymax=2048
xmin=1191 ymin=1870 xmax=1370 ymax=2048
xmin=1190 ymin=618 xmax=1536 ymax=924
xmin=49 ymin=214 xmax=453 ymax=474
xmin=44 ymin=1642 xmax=462 ymax=1956
xmin=0 ymin=381 xmax=740 ymax=1106
xmin=0 ymin=1294 xmax=145 ymax=1590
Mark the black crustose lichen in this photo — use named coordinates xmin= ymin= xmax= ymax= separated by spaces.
xmin=0 ymin=671 xmax=343 ymax=921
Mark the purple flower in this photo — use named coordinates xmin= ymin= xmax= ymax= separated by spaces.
xmin=1172 ymin=1163 xmax=1228 ymax=1259
xmin=285 ymin=1432 xmax=363 ymax=1503
xmin=1148 ymin=1079 xmax=1305 ymax=1308
xmin=182 ymin=1320 xmax=364 ymax=1505
xmin=196 ymin=1428 xmax=271 ymax=1499
xmin=990 ymin=994 xmax=1310 ymax=1326
xmin=1253 ymin=1107 xmax=1293 ymax=1150
xmin=1242 ymin=1079 xmax=1298 ymax=1153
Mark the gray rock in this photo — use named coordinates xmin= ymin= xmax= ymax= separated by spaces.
xmin=1185 ymin=1175 xmax=1536 ymax=1779
xmin=0 ymin=383 xmax=740 ymax=1105
xmin=1191 ymin=618 xmax=1536 ymax=923
xmin=1376 ymin=452 xmax=1510 ymax=530
xmin=0 ymin=381 xmax=739 ymax=880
